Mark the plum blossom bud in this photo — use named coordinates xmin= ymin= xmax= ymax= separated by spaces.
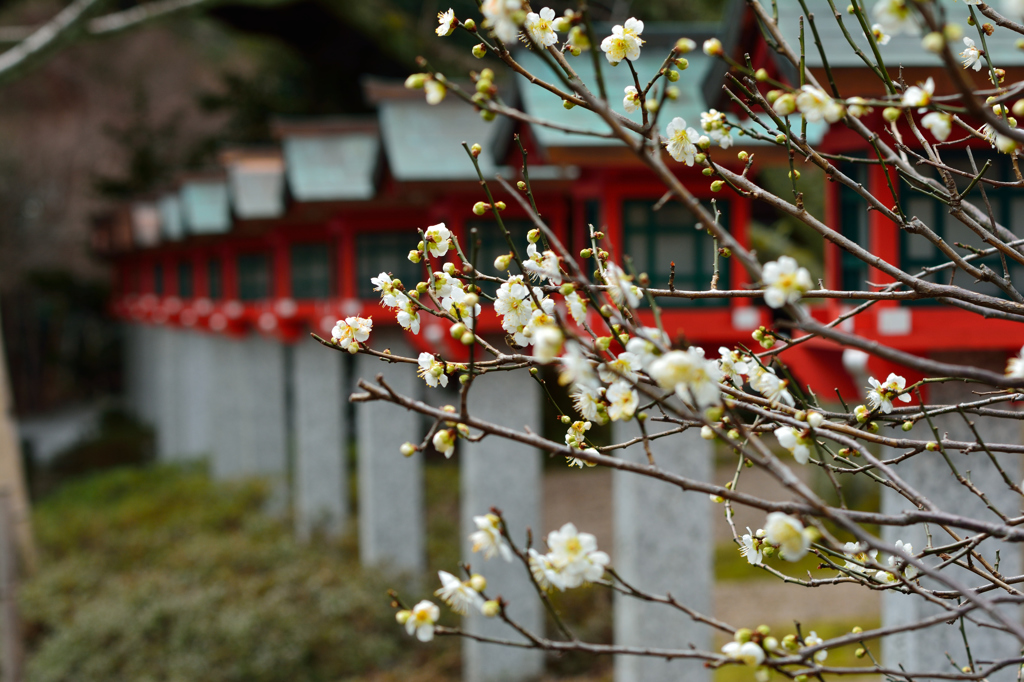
xmin=694 ymin=152 xmax=706 ymax=163
xmin=735 ymin=628 xmax=753 ymax=643
xmin=807 ymin=411 xmax=824 ymax=429
xmin=473 ymin=201 xmax=489 ymax=215
xmin=855 ymin=648 xmax=866 ymax=658
xmin=882 ymin=107 xmax=901 ymax=122
xmin=675 ymin=37 xmax=696 ymax=53
xmin=711 ymin=180 xmax=724 ymax=192
xmin=926 ymin=441 xmax=939 ymax=451
xmin=494 ymin=201 xmax=506 ymax=210
xmin=494 ymin=253 xmax=512 ymax=270
xmin=766 ymin=89 xmax=782 ymax=104
xmin=481 ymin=600 xmax=500 ymax=617
xmin=644 ymin=99 xmax=659 ymax=113
xmin=461 ymin=331 xmax=476 ymax=345
xmin=697 ymin=135 xmax=711 ymax=149
xmin=471 ymin=143 xmax=483 ymax=157
xmin=464 ymin=18 xmax=476 ymax=30
xmin=666 ymin=69 xmax=680 ymax=82
xmin=404 ymin=73 xmax=428 ymax=89
xmin=666 ymin=86 xmax=680 ymax=100
xmin=789 ymin=170 xmax=801 ymax=180
xmin=563 ymin=99 xmax=576 ymax=110
xmin=773 ymin=93 xmax=796 ymax=115
xmin=703 ymin=37 xmax=723 ymax=56
xmin=580 ymin=248 xmax=592 ymax=258
xmin=408 ymin=250 xmax=423 ymax=263
xmin=902 ymin=420 xmax=914 ymax=431
xmin=517 ymin=180 xmax=527 ymax=190
xmin=416 ymin=282 xmax=428 ymax=294
xmin=463 ymin=293 xmax=480 ymax=308
xmin=459 ymin=374 xmax=470 ymax=385
xmin=595 ymin=336 xmax=612 ymax=351
xmin=755 ymin=68 xmax=769 ymax=81
xmin=774 ymin=133 xmax=786 ymax=144
xmin=700 ymin=425 xmax=715 ymax=440
xmin=450 ymin=322 xmax=467 ymax=339
xmin=527 ymin=229 xmax=540 ymax=243
xmin=921 ymin=31 xmax=944 ymax=53
xmin=472 ymin=43 xmax=487 ymax=58
xmin=854 ymin=404 xmax=870 ymax=423
xmin=400 ymin=442 xmax=417 ymax=457
xmin=469 ymin=574 xmax=487 ymax=591
xmin=702 ymin=167 xmax=714 ymax=177
xmin=395 ymin=609 xmax=412 ymax=624
xmin=675 ymin=57 xmax=689 ymax=69
xmin=481 ymin=110 xmax=496 ymax=121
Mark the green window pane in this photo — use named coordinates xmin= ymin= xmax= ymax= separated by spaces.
xmin=357 ymin=232 xmax=423 ymax=299
xmin=153 ymin=263 xmax=164 ymax=296
xmin=466 ymin=220 xmax=532 ymax=295
xmin=238 ymin=253 xmax=271 ymax=301
xmin=621 ymin=199 xmax=730 ymax=307
xmin=291 ymin=243 xmax=332 ymax=299
xmin=838 ymin=162 xmax=870 ymax=292
xmin=208 ymin=259 xmax=222 ymax=300
xmin=177 ymin=262 xmax=193 ymax=299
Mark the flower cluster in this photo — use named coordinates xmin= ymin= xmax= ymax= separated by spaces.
xmin=330 ymin=316 xmax=372 ymax=353
xmin=530 ymin=522 xmax=610 ymax=590
xmin=762 ymin=256 xmax=813 ymax=308
xmin=865 ymin=373 xmax=911 ymax=414
xmin=600 ymin=18 xmax=644 ymax=65
xmin=700 ymin=109 xmax=733 ymax=149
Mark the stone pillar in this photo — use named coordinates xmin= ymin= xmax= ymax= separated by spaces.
xmin=292 ymin=338 xmax=348 ymax=540
xmin=176 ymin=330 xmax=215 ymax=460
xmin=154 ymin=327 xmax=183 ymax=460
xmin=209 ymin=334 xmax=289 ymax=503
xmin=613 ymin=419 xmax=713 ymax=682
xmin=460 ymin=369 xmax=544 ymax=682
xmin=882 ymin=368 xmax=1022 ymax=681
xmin=353 ymin=329 xmax=424 ymax=573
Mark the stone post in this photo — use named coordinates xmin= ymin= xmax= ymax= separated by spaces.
xmin=292 ymin=338 xmax=348 ymax=540
xmin=613 ymin=418 xmax=713 ymax=682
xmin=353 ymin=329 xmax=424 ymax=573
xmin=881 ymin=361 xmax=1022 ymax=681
xmin=154 ymin=327 xmax=183 ymax=460
xmin=176 ymin=330 xmax=215 ymax=460
xmin=460 ymin=369 xmax=544 ymax=682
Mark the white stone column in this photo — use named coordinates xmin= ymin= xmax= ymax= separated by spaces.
xmin=460 ymin=369 xmax=544 ymax=682
xmin=154 ymin=327 xmax=183 ymax=460
xmin=209 ymin=335 xmax=288 ymax=504
xmin=353 ymin=329 xmax=424 ymax=573
xmin=881 ymin=371 xmax=1022 ymax=682
xmin=292 ymin=338 xmax=348 ymax=540
xmin=176 ymin=330 xmax=215 ymax=460
xmin=613 ymin=418 xmax=713 ymax=682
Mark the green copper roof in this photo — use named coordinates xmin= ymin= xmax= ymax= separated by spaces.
xmin=283 ymin=134 xmax=379 ymax=201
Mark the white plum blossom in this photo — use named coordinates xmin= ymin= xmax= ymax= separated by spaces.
xmin=762 ymin=255 xmax=813 ymax=308
xmin=795 ymin=85 xmax=846 ymax=123
xmin=418 ymin=352 xmax=448 ymax=388
xmin=529 ymin=548 xmax=563 ymax=590
xmin=902 ymin=77 xmax=935 ymax=109
xmin=559 ymin=341 xmax=598 ymax=388
xmin=866 ymin=373 xmax=911 ymax=413
xmin=603 ymin=263 xmax=641 ymax=307
xmin=371 ymin=272 xmax=401 ymax=308
xmin=532 ymin=324 xmax=564 ymax=363
xmin=424 ymin=223 xmax=452 ymax=258
xmin=722 ymin=641 xmax=766 ymax=667
xmin=718 ymin=347 xmax=749 ymax=388
xmin=572 ymin=384 xmax=608 ymax=424
xmin=331 ymin=316 xmax=372 ymax=353
xmin=739 ymin=527 xmax=763 ymax=565
xmin=921 ymin=111 xmax=952 ymax=141
xmin=871 ymin=23 xmax=891 ymax=45
xmin=470 ymin=513 xmax=514 ymax=562
xmin=623 ymin=85 xmax=641 ymax=113
xmin=750 ymin=365 xmax=795 ymax=407
xmin=395 ymin=293 xmax=421 ymax=334
xmin=519 ymin=296 xmax=556 ymax=346
xmin=565 ymin=290 xmax=587 ymax=324
xmin=481 ymin=0 xmax=523 ymax=42
xmin=436 ymin=8 xmax=457 ymax=36
xmin=424 ymin=78 xmax=446 ymax=105
xmin=803 ymin=631 xmax=828 ymax=662
xmin=842 ymin=541 xmax=879 ymax=575
xmin=846 ymin=96 xmax=873 ymax=118
xmin=435 ymin=571 xmax=484 ymax=614
xmin=606 ymin=380 xmax=639 ymax=421
xmin=700 ymin=109 xmax=733 ymax=148
xmin=764 ymin=512 xmax=813 ymax=561
xmin=876 ymin=539 xmax=919 ymax=582
xmin=600 ymin=18 xmax=644 ymax=64
xmin=873 ymin=0 xmax=917 ymax=35
xmin=648 ymin=346 xmax=724 ymax=409
xmin=433 ymin=429 xmax=456 ymax=458
xmin=598 ymin=351 xmax=640 ymax=383
xmin=961 ymin=37 xmax=983 ymax=71
xmin=625 ymin=327 xmax=669 ymax=370
xmin=664 ymin=117 xmax=700 ymax=165
xmin=564 ymin=419 xmax=592 ymax=449
xmin=524 ymin=243 xmax=562 ymax=284
xmin=775 ymin=426 xmax=812 ymax=465
xmin=1007 ymin=346 xmax=1024 ymax=378
xmin=405 ymin=600 xmax=441 ymax=642
xmin=546 ymin=522 xmax=610 ymax=588
xmin=495 ymin=276 xmax=533 ymax=334
xmin=524 ymin=7 xmax=558 ymax=47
